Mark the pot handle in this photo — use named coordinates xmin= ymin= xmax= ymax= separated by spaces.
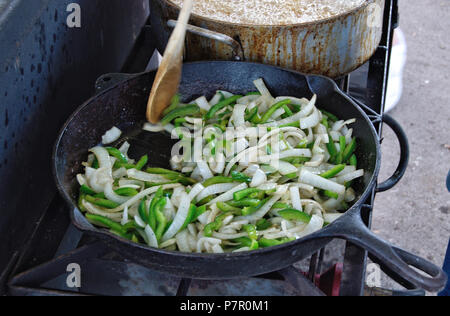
xmin=167 ymin=20 xmax=245 ymax=61
xmin=318 ymin=209 xmax=448 ymax=292
xmin=376 ymin=114 xmax=410 ymax=192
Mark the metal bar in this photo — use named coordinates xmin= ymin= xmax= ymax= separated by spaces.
xmin=176 ymin=278 xmax=192 ymax=297
xmin=278 ymin=266 xmax=325 ymax=296
xmin=340 ymin=0 xmax=397 ymax=296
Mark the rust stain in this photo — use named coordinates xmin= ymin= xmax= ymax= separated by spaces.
xmin=156 ymin=0 xmax=384 ymax=78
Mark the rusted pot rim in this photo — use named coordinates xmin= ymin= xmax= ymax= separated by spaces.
xmin=165 ymin=0 xmax=376 ymax=28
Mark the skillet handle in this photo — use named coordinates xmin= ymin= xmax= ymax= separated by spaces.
xmin=376 ymin=114 xmax=410 ymax=192
xmin=319 ymin=210 xmax=448 ymax=292
xmin=167 ymin=20 xmax=245 ymax=61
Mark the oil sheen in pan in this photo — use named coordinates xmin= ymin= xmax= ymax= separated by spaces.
xmin=169 ymin=0 xmax=366 ymax=25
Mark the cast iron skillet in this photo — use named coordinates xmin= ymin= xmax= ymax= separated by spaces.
xmin=53 ymin=61 xmax=447 ymax=292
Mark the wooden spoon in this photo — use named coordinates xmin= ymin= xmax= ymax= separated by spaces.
xmin=146 ymin=0 xmax=194 ymax=124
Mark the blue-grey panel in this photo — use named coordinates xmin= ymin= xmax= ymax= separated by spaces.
xmin=0 ymin=0 xmax=149 ymax=278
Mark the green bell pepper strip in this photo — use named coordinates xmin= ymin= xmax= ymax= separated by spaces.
xmin=106 ymin=147 xmax=128 ymax=164
xmin=326 ymin=134 xmax=338 ymax=158
xmin=256 ymin=218 xmax=272 ymax=231
xmin=84 ymin=195 xmax=120 ymax=209
xmin=259 ymin=237 xmax=295 ymax=248
xmin=349 ymin=154 xmax=358 ymax=167
xmin=161 ymin=173 xmax=197 ymax=186
xmin=154 ymin=198 xmax=168 ymax=241
xmin=320 ymin=110 xmax=339 ymax=122
xmin=245 ymin=92 xmax=261 ymax=96
xmin=278 ymin=209 xmax=312 ymax=223
xmin=145 ymin=181 xmax=178 ymax=188
xmin=241 ymin=197 xmax=270 ymax=216
xmin=114 ymin=187 xmax=139 ymax=197
xmin=216 ymin=202 xmax=242 ymax=215
xmin=205 ymin=95 xmax=243 ymax=120
xmin=196 ymin=195 xmax=215 ymax=206
xmin=231 ymin=171 xmax=252 ymax=183
xmin=245 ymin=107 xmax=259 ymax=122
xmin=180 ymin=204 xmax=198 ymax=231
xmin=202 ymin=176 xmax=234 ymax=187
xmin=259 ymin=100 xmax=291 ymax=124
xmin=161 ymin=104 xmax=200 ymax=126
xmin=203 ymin=213 xmax=231 ymax=237
xmin=148 ymin=187 xmax=164 ymax=230
xmin=80 ymin=185 xmax=96 ymax=195
xmin=322 ymin=117 xmax=329 ymax=129
xmin=234 ymin=237 xmax=259 ymax=250
xmin=135 ymin=155 xmax=148 ymax=171
xmin=115 ymin=162 xmax=138 ymax=170
xmin=296 ymin=139 xmax=309 ymax=149
xmin=279 ymin=121 xmax=300 ymax=128
xmin=342 ymin=138 xmax=357 ymax=163
xmin=339 ymin=136 xmax=347 ymax=153
xmin=233 ymin=188 xmax=262 ymax=201
xmin=282 ymin=104 xmax=293 ymax=117
xmin=227 ymin=199 xmax=261 ymax=207
xmin=323 ymin=190 xmax=339 ymax=200
xmin=138 ymin=198 xmax=148 ymax=223
xmin=243 ymin=224 xmax=258 ymax=240
xmin=272 ymin=202 xmax=291 ymax=209
xmin=320 ymin=164 xmax=346 ymax=179
xmin=91 ymin=158 xmax=99 ymax=169
xmin=146 ymin=167 xmax=185 ymax=177
xmin=78 ymin=193 xmax=88 ymax=212
xmin=190 ymin=205 xmax=207 ymax=223
xmin=162 ymin=94 xmax=181 ymax=116
xmin=86 ymin=214 xmax=127 ymax=235
xmin=248 ymin=190 xmax=265 ymax=200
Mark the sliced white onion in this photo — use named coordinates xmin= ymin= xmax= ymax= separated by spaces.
xmin=188 ymin=183 xmax=205 ymax=200
xmin=197 ymin=160 xmax=214 ymax=180
xmin=299 ymin=169 xmax=346 ymax=195
xmin=237 ymin=194 xmax=282 ymax=221
xmin=110 ymin=183 xmax=181 ymax=213
xmin=127 ymin=169 xmax=168 ymax=183
xmin=270 ymin=160 xmax=298 ymax=176
xmin=336 ymin=170 xmax=364 ymax=184
xmin=253 ymin=78 xmax=273 ymax=99
xmin=196 ymin=183 xmax=237 ymax=202
xmin=121 ymin=206 xmax=129 ymax=226
xmin=101 ymin=127 xmax=122 ymax=145
xmin=300 ymin=108 xmax=320 ymax=129
xmin=90 ymin=147 xmax=112 ymax=171
xmin=143 ymin=123 xmax=165 ymax=133
xmin=323 ymin=213 xmax=344 ymax=224
xmin=290 ymin=186 xmax=303 ymax=212
xmin=144 ymin=225 xmax=159 ymax=248
xmin=195 ymin=96 xmax=211 ymax=111
xmin=134 ymin=214 xmax=146 ymax=228
xmin=176 ymin=230 xmax=192 ymax=253
xmin=250 ymin=169 xmax=267 ymax=187
xmin=298 ymin=94 xmax=317 ymax=118
xmin=104 ymin=181 xmax=130 ymax=204
xmin=162 ymin=192 xmax=191 ymax=242
xmin=208 ymin=183 xmax=248 ymax=205
xmin=297 ymin=214 xmax=324 ymax=238
xmin=232 ymin=104 xmax=247 ymax=127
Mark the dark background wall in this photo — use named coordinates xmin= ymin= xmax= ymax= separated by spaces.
xmin=0 ymin=0 xmax=149 ymax=282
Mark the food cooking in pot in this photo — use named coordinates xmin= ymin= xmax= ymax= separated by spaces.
xmin=169 ymin=0 xmax=366 ymax=25
xmin=76 ymin=79 xmax=364 ymax=253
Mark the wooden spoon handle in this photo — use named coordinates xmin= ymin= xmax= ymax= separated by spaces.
xmin=146 ymin=0 xmax=193 ymax=123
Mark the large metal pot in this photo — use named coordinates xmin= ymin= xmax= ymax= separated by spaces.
xmin=150 ymin=0 xmax=385 ymax=78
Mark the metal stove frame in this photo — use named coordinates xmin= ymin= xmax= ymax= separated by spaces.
xmin=3 ymin=0 xmax=407 ymax=296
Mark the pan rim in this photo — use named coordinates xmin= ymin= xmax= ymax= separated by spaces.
xmin=53 ymin=60 xmax=382 ymax=259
